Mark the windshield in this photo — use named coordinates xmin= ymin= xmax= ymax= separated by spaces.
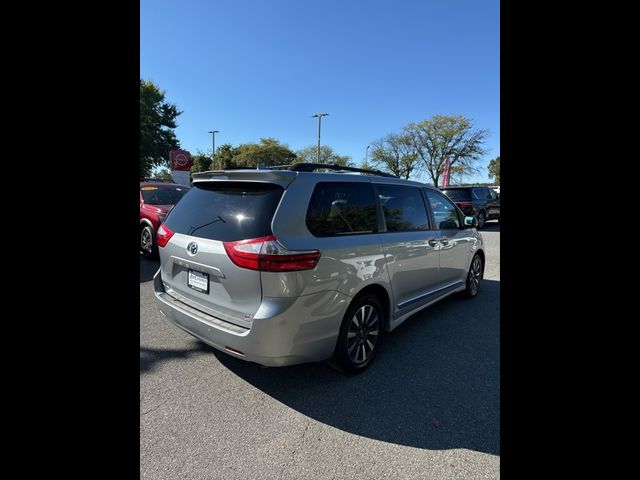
xmin=141 ymin=186 xmax=189 ymax=205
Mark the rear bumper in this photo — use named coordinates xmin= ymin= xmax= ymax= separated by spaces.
xmin=153 ymin=269 xmax=349 ymax=367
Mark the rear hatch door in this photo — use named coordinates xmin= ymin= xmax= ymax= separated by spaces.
xmin=159 ymin=174 xmax=293 ymax=328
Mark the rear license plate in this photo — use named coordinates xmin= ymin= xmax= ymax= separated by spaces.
xmin=187 ymin=269 xmax=209 ymax=294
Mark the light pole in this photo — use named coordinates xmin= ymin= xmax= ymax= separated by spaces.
xmin=311 ymin=113 xmax=329 ymax=163
xmin=208 ymin=130 xmax=219 ymax=169
xmin=365 ymin=145 xmax=370 ymax=166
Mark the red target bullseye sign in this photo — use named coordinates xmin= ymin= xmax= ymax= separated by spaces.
xmin=170 ymin=150 xmax=191 ymax=171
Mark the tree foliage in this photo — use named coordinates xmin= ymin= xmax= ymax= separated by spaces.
xmin=488 ymin=156 xmax=500 ymax=184
xmin=190 ymin=152 xmax=213 ymax=173
xmin=140 ymin=79 xmax=182 ymax=177
xmin=358 ymin=160 xmax=376 ymax=172
xmin=214 ymin=143 xmax=237 ymax=170
xmin=403 ymin=115 xmax=487 ymax=187
xmin=232 ymin=138 xmax=297 ymax=168
xmin=369 ymin=133 xmax=419 ymax=179
xmin=295 ymin=145 xmax=352 ymax=166
xmin=152 ymin=168 xmax=172 ymax=181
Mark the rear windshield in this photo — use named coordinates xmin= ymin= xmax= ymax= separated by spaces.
xmin=164 ymin=182 xmax=284 ymax=242
xmin=441 ymin=188 xmax=471 ymax=200
xmin=141 ymin=185 xmax=189 ymax=205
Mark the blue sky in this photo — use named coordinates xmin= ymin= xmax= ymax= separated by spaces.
xmin=141 ymin=0 xmax=499 ymax=183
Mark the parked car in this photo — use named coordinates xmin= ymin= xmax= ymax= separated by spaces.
xmin=440 ymin=186 xmax=500 ymax=228
xmin=140 ymin=180 xmax=190 ymax=259
xmin=153 ymin=164 xmax=485 ymax=373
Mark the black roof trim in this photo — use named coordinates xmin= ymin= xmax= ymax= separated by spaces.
xmin=288 ymin=163 xmax=398 ymax=178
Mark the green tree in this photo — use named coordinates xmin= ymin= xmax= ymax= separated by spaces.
xmin=488 ymin=156 xmax=500 ymax=184
xmin=152 ymin=168 xmax=172 ymax=181
xmin=214 ymin=143 xmax=237 ymax=169
xmin=190 ymin=152 xmax=213 ymax=173
xmin=140 ymin=79 xmax=182 ymax=177
xmin=369 ymin=133 xmax=419 ymax=179
xmin=295 ymin=145 xmax=352 ymax=166
xmin=232 ymin=138 xmax=297 ymax=168
xmin=359 ymin=160 xmax=376 ymax=171
xmin=404 ymin=115 xmax=488 ymax=187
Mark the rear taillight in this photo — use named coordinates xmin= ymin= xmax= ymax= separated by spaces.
xmin=458 ymin=202 xmax=473 ymax=209
xmin=156 ymin=224 xmax=174 ymax=248
xmin=223 ymin=235 xmax=320 ymax=272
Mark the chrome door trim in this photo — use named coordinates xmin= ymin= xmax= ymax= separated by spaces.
xmin=396 ymin=280 xmax=464 ymax=309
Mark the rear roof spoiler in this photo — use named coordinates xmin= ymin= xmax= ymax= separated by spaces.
xmin=191 ymin=169 xmax=298 ymax=188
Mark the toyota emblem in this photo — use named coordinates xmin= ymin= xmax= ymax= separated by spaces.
xmin=187 ymin=241 xmax=198 ymax=256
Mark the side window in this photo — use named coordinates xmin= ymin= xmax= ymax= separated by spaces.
xmin=489 ymin=189 xmax=498 ymax=200
xmin=472 ymin=188 xmax=483 ymax=200
xmin=306 ymin=182 xmax=378 ymax=236
xmin=425 ymin=189 xmax=461 ymax=230
xmin=376 ymin=184 xmax=430 ymax=232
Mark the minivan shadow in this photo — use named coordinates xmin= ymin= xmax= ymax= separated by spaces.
xmin=212 ymin=279 xmax=500 ymax=455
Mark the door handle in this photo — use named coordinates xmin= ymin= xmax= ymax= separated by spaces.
xmin=428 ymin=239 xmax=439 ymax=247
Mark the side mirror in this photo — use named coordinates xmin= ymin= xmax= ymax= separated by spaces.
xmin=464 ymin=216 xmax=477 ymax=228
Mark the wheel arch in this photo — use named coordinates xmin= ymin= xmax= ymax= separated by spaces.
xmin=140 ymin=218 xmax=154 ymax=231
xmin=349 ymin=283 xmax=392 ymax=332
xmin=473 ymin=248 xmax=485 ymax=274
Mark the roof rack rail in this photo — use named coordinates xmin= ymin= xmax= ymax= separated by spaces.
xmin=289 ymin=163 xmax=398 ymax=178
xmin=265 ymin=164 xmax=294 ymax=170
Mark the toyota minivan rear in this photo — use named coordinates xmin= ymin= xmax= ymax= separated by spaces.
xmin=153 ymin=170 xmax=351 ymax=367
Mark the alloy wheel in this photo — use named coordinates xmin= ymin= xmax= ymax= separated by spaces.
xmin=346 ymin=305 xmax=380 ymax=364
xmin=469 ymin=256 xmax=482 ymax=296
xmin=141 ymin=227 xmax=153 ymax=253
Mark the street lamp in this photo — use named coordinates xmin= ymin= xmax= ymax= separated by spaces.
xmin=311 ymin=113 xmax=329 ymax=163
xmin=365 ymin=145 xmax=370 ymax=165
xmin=208 ymin=130 xmax=219 ymax=169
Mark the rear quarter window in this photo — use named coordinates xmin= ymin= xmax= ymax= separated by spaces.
xmin=441 ymin=189 xmax=471 ymax=201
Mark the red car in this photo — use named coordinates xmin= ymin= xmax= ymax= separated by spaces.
xmin=140 ymin=181 xmax=190 ymax=259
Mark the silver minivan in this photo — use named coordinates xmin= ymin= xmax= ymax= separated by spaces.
xmin=154 ymin=164 xmax=484 ymax=373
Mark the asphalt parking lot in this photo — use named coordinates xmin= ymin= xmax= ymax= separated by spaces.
xmin=140 ymin=222 xmax=500 ymax=479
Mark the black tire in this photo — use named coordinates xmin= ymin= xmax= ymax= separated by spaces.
xmin=140 ymin=225 xmax=159 ymax=259
xmin=331 ymin=294 xmax=385 ymax=374
xmin=462 ymin=254 xmax=483 ymax=298
xmin=476 ymin=210 xmax=486 ymax=229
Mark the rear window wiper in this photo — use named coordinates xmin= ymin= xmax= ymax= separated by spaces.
xmin=187 ymin=215 xmax=226 ymax=236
